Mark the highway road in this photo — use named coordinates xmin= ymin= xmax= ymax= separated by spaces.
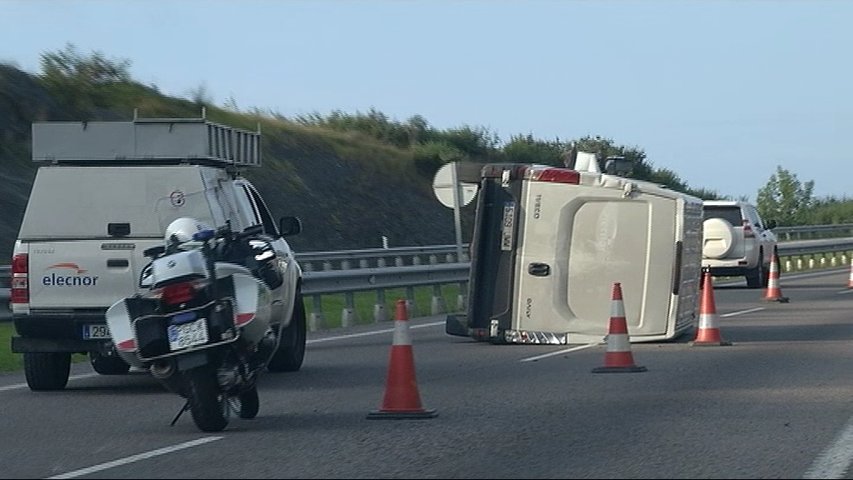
xmin=1 ymin=268 xmax=852 ymax=479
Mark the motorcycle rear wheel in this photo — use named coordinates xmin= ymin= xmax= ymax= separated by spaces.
xmin=187 ymin=366 xmax=229 ymax=432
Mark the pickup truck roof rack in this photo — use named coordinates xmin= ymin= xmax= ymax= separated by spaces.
xmin=31 ymin=116 xmax=261 ymax=168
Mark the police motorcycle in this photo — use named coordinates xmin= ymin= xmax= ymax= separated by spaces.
xmin=106 ymin=215 xmax=288 ymax=432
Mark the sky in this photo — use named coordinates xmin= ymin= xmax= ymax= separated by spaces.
xmin=2 ymin=0 xmax=851 ymax=201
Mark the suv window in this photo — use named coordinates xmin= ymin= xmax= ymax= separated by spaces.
xmin=703 ymin=206 xmax=742 ymax=226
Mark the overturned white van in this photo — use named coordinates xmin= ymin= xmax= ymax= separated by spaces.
xmin=446 ymin=156 xmax=704 ymax=345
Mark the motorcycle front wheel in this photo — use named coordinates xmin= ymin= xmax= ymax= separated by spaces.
xmin=187 ymin=366 xmax=229 ymax=432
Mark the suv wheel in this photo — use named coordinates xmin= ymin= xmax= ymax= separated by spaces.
xmin=745 ymin=251 xmax=765 ymax=289
xmin=267 ymin=293 xmax=307 ymax=373
xmin=24 ymin=352 xmax=71 ymax=391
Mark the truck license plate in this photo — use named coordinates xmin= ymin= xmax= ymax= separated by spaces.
xmin=501 ymin=202 xmax=516 ymax=251
xmin=82 ymin=324 xmax=111 ymax=339
xmin=168 ymin=318 xmax=209 ymax=351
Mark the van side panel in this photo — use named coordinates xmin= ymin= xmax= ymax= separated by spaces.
xmin=514 ymin=181 xmax=679 ymax=341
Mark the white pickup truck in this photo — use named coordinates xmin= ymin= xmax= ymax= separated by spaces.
xmin=10 ymin=116 xmax=307 ymax=391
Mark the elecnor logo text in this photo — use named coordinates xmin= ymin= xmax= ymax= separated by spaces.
xmin=43 ymin=263 xmax=100 ymax=286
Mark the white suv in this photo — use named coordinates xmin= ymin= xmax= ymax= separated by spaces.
xmin=701 ymin=201 xmax=777 ymax=288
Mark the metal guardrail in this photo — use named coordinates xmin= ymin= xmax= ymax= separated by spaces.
xmin=774 ymin=223 xmax=853 ymax=241
xmin=2 ymin=236 xmax=852 ymax=329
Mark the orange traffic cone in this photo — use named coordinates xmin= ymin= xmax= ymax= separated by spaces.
xmin=592 ymin=283 xmax=647 ymax=373
xmin=763 ymin=251 xmax=789 ymax=303
xmin=691 ymin=269 xmax=732 ymax=346
xmin=367 ymin=299 xmax=437 ymax=419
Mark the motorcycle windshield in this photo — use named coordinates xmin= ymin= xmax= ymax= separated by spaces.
xmin=154 ymin=189 xmax=220 ymax=235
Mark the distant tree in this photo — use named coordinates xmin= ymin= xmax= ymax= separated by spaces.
xmin=502 ymin=134 xmax=565 ymax=165
xmin=756 ymin=166 xmax=815 ymax=226
xmin=807 ymin=196 xmax=853 ymax=224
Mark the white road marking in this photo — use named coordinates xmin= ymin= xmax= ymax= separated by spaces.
xmin=836 ymin=289 xmax=852 ymax=295
xmin=47 ymin=436 xmax=223 ymax=479
xmin=520 ymin=343 xmax=600 ymax=363
xmin=804 ymin=416 xmax=853 ymax=479
xmin=720 ymin=307 xmax=765 ymax=318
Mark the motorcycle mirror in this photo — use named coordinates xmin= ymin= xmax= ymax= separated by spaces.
xmin=193 ymin=229 xmax=215 ymax=242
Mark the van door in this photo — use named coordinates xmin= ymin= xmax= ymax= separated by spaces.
xmin=514 ymin=180 xmax=679 ymax=340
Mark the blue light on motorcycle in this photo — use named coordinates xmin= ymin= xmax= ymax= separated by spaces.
xmin=170 ymin=311 xmax=198 ymax=325
xmin=192 ymin=229 xmax=215 ymax=242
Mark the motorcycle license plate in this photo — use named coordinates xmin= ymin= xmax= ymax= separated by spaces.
xmin=167 ymin=318 xmax=209 ymax=351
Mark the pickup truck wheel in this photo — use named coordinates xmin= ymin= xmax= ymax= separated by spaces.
xmin=89 ymin=352 xmax=131 ymax=375
xmin=24 ymin=352 xmax=71 ymax=391
xmin=267 ymin=293 xmax=307 ymax=373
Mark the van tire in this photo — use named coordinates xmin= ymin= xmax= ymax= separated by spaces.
xmin=89 ymin=352 xmax=131 ymax=375
xmin=24 ymin=352 xmax=71 ymax=391
xmin=267 ymin=293 xmax=307 ymax=373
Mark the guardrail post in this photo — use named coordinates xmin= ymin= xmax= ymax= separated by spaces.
xmin=359 ymin=259 xmax=369 ymax=269
xmin=412 ymin=256 xmax=422 ymax=266
xmin=310 ymin=295 xmax=325 ymax=331
xmin=341 ymin=260 xmax=352 ymax=271
xmin=323 ymin=261 xmax=333 ymax=271
xmin=430 ymin=284 xmax=446 ymax=315
xmin=394 ymin=256 xmax=404 ymax=267
xmin=373 ymin=289 xmax=388 ymax=323
xmin=457 ymin=282 xmax=467 ymax=312
xmin=341 ymin=292 xmax=357 ymax=328
xmin=377 ymin=257 xmax=387 ymax=268
xmin=405 ymin=286 xmax=417 ymax=317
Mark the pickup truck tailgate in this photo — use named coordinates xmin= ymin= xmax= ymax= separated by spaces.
xmin=27 ymin=241 xmax=143 ymax=309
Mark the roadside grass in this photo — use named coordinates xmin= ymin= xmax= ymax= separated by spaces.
xmin=0 ymin=285 xmax=464 ymax=373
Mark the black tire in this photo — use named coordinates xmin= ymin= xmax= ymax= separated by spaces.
xmin=745 ymin=251 xmax=765 ymax=289
xmin=89 ymin=352 xmax=131 ymax=375
xmin=187 ymin=366 xmax=229 ymax=432
xmin=238 ymin=385 xmax=260 ymax=419
xmin=24 ymin=352 xmax=71 ymax=391
xmin=267 ymin=293 xmax=307 ymax=373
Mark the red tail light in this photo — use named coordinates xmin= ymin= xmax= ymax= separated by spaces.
xmin=525 ymin=167 xmax=581 ymax=184
xmin=742 ymin=220 xmax=755 ymax=238
xmin=11 ymin=253 xmax=28 ymax=304
xmin=161 ymin=281 xmax=197 ymax=305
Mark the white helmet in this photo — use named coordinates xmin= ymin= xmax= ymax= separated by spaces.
xmin=164 ymin=217 xmax=213 ymax=243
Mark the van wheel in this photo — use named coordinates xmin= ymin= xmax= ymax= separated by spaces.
xmin=24 ymin=352 xmax=71 ymax=391
xmin=89 ymin=352 xmax=131 ymax=375
xmin=267 ymin=293 xmax=307 ymax=373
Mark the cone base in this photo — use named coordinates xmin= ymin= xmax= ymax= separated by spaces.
xmin=591 ymin=365 xmax=647 ymax=373
xmin=690 ymin=340 xmax=732 ymax=346
xmin=366 ymin=409 xmax=438 ymax=420
xmin=763 ymin=296 xmax=789 ymax=303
